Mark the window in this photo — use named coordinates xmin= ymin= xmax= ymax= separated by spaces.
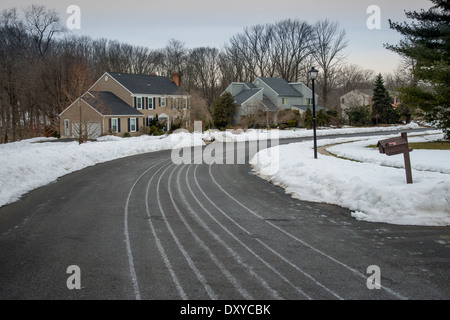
xmin=282 ymin=98 xmax=288 ymax=105
xmin=183 ymin=98 xmax=188 ymax=109
xmin=136 ymin=97 xmax=142 ymax=109
xmin=130 ymin=118 xmax=137 ymax=132
xmin=111 ymin=118 xmax=118 ymax=133
xmin=64 ymin=119 xmax=70 ymax=136
xmin=148 ymin=97 xmax=154 ymax=110
xmin=172 ymin=98 xmax=178 ymax=110
xmin=342 ymin=98 xmax=345 ymax=104
xmin=160 ymin=97 xmax=166 ymax=107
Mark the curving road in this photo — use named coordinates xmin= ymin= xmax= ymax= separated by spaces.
xmin=0 ymin=130 xmax=449 ymax=300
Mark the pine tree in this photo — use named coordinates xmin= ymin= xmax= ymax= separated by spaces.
xmin=385 ymin=0 xmax=450 ymax=137
xmin=303 ymin=107 xmax=313 ymax=129
xmin=372 ymin=74 xmax=398 ymax=124
xmin=212 ymin=92 xmax=237 ymax=130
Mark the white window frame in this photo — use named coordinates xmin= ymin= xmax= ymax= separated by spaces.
xmin=64 ymin=119 xmax=70 ymax=136
xmin=136 ymin=97 xmax=142 ymax=110
xmin=130 ymin=118 xmax=137 ymax=132
xmin=160 ymin=97 xmax=166 ymax=107
xmin=282 ymin=98 xmax=288 ymax=105
xmin=111 ymin=118 xmax=118 ymax=133
xmin=183 ymin=97 xmax=188 ymax=109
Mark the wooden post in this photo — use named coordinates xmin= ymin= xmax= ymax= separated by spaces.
xmin=401 ymin=132 xmax=413 ymax=184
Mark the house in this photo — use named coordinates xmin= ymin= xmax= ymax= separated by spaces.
xmin=340 ymin=89 xmax=373 ymax=120
xmin=59 ymin=72 xmax=190 ymax=139
xmin=340 ymin=89 xmax=402 ymax=121
xmin=223 ymin=77 xmax=323 ymax=124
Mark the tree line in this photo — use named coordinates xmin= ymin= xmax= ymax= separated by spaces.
xmin=0 ymin=4 xmax=432 ymax=143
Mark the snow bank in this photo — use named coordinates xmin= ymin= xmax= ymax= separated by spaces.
xmin=204 ymin=122 xmax=421 ymax=142
xmin=327 ymin=133 xmax=449 ymax=174
xmin=250 ymin=135 xmax=450 ymax=226
xmin=0 ymin=133 xmax=204 ymax=207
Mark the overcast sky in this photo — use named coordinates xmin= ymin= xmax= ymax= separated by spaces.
xmin=1 ymin=0 xmax=433 ymax=74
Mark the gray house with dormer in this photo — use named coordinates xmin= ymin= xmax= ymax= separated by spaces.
xmin=223 ymin=77 xmax=324 ymax=124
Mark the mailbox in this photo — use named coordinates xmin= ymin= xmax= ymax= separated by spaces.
xmin=377 ymin=136 xmax=409 ymax=156
xmin=377 ymin=132 xmax=413 ymax=184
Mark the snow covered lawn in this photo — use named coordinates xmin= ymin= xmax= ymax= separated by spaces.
xmin=1 ymin=123 xmax=448 ymax=227
xmin=0 ymin=133 xmax=204 ymax=207
xmin=203 ymin=122 xmax=421 ymax=142
xmin=250 ymin=131 xmax=450 ymax=226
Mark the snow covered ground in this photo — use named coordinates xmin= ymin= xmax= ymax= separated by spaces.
xmin=1 ymin=123 xmax=448 ymax=227
xmin=0 ymin=133 xmax=204 ymax=208
xmin=250 ymin=131 xmax=450 ymax=226
xmin=203 ymin=122 xmax=421 ymax=142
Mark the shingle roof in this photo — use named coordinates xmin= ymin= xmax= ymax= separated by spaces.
xmin=234 ymin=88 xmax=261 ymax=105
xmin=108 ymin=72 xmax=188 ymax=96
xmin=262 ymin=96 xmax=278 ymax=111
xmin=292 ymin=105 xmax=327 ymax=112
xmin=83 ymin=91 xmax=143 ymax=116
xmin=258 ymin=77 xmax=303 ymax=97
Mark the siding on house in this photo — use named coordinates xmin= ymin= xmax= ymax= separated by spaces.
xmin=60 ymin=99 xmax=104 ymax=138
xmin=60 ymin=72 xmax=191 ymax=138
xmin=90 ymin=73 xmax=134 ymax=106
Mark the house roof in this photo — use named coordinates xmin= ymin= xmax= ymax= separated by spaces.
xmin=107 ymin=72 xmax=188 ymax=96
xmin=257 ymin=77 xmax=303 ymax=97
xmin=83 ymin=91 xmax=143 ymax=116
xmin=234 ymin=88 xmax=262 ymax=105
xmin=262 ymin=96 xmax=278 ymax=111
xmin=292 ymin=105 xmax=327 ymax=112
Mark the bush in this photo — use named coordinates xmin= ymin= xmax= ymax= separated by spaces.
xmin=123 ymin=132 xmax=131 ymax=138
xmin=149 ymin=125 xmax=164 ymax=136
xmin=286 ymin=119 xmax=297 ymax=127
xmin=346 ymin=105 xmax=371 ymax=126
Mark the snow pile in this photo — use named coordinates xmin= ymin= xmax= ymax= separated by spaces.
xmin=250 ymin=135 xmax=450 ymax=226
xmin=0 ymin=133 xmax=204 ymax=207
xmin=204 ymin=122 xmax=421 ymax=142
xmin=327 ymin=133 xmax=450 ymax=174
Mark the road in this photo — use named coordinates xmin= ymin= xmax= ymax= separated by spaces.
xmin=0 ymin=129 xmax=449 ymax=300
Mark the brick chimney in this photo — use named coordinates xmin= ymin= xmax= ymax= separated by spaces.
xmin=172 ymin=72 xmax=180 ymax=87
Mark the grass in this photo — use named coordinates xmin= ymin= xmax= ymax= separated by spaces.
xmin=367 ymin=141 xmax=450 ymax=150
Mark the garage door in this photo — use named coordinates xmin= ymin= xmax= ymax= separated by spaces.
xmin=72 ymin=122 xmax=101 ymax=139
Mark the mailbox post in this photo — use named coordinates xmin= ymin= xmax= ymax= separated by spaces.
xmin=377 ymin=132 xmax=413 ymax=184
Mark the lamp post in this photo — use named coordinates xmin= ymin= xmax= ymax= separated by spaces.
xmin=309 ymin=67 xmax=319 ymax=159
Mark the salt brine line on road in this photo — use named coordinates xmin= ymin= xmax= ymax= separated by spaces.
xmin=207 ymin=165 xmax=409 ymax=300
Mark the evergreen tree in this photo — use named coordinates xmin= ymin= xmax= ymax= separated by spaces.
xmin=316 ymin=109 xmax=330 ymax=127
xmin=386 ymin=0 xmax=450 ymax=137
xmin=372 ymin=74 xmax=398 ymax=124
xmin=212 ymin=92 xmax=237 ymax=130
xmin=303 ymin=107 xmax=313 ymax=129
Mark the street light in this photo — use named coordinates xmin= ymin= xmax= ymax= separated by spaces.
xmin=309 ymin=67 xmax=319 ymax=159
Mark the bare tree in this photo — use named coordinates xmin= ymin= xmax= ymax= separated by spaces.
xmin=271 ymin=19 xmax=314 ymax=82
xmin=186 ymin=47 xmax=221 ymax=107
xmin=311 ymin=19 xmax=348 ymax=108
xmin=24 ymin=4 xmax=66 ymax=58
xmin=164 ymin=39 xmax=187 ymax=76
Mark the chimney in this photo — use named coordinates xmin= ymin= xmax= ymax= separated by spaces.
xmin=172 ymin=72 xmax=180 ymax=87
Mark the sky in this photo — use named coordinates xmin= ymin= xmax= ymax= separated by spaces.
xmin=1 ymin=0 xmax=433 ymax=74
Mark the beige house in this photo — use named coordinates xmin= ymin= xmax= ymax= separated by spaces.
xmin=340 ymin=89 xmax=373 ymax=120
xmin=59 ymin=72 xmax=190 ymax=139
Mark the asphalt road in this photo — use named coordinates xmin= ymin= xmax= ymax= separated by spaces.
xmin=0 ymin=129 xmax=449 ymax=300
